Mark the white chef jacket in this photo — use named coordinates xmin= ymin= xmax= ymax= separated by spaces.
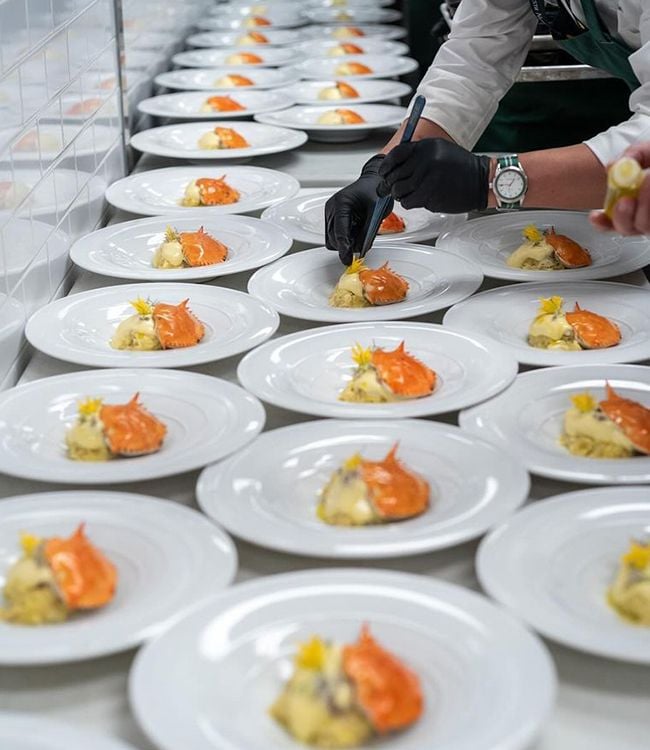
xmin=413 ymin=0 xmax=650 ymax=164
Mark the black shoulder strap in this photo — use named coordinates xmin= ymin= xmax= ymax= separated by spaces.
xmin=528 ymin=0 xmax=584 ymax=39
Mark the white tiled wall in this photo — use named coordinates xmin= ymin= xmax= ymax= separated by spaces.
xmin=0 ymin=0 xmax=126 ymax=388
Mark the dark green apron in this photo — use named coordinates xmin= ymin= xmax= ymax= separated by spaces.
xmin=476 ymin=0 xmax=639 ymax=152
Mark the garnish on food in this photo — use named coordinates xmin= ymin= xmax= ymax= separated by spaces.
xmin=329 ymin=258 xmax=408 ymax=308
xmin=608 ymin=539 xmax=650 ymax=626
xmin=527 ymin=296 xmax=620 ymax=351
xmin=197 ymin=126 xmax=250 ymax=150
xmin=153 ymin=225 xmax=228 ymax=269
xmin=507 ymin=224 xmax=592 ymax=271
xmin=181 ymin=175 xmax=241 ymax=206
xmin=110 ymin=297 xmax=205 ymax=351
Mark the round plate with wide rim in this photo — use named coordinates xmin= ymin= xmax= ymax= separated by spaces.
xmin=304 ymin=7 xmax=402 ymax=23
xmin=443 ymin=281 xmax=650 ymax=367
xmin=186 ymin=29 xmax=301 ymax=47
xmin=247 ymin=244 xmax=483 ymax=322
xmin=104 ymin=165 xmax=300 ymax=217
xmin=477 ymin=486 xmax=650 ymax=664
xmin=0 ymin=491 xmax=237 ymax=665
xmin=237 ymin=321 xmax=518 ymax=418
xmin=254 ymin=103 xmax=405 ymax=142
xmin=172 ymin=46 xmax=300 ymax=68
xmin=436 ymin=210 xmax=650 ymax=282
xmin=3 ymin=124 xmax=117 ymax=163
xmin=301 ymin=23 xmax=407 ymax=40
xmin=294 ymin=53 xmax=418 ymax=80
xmin=130 ymin=121 xmax=307 ymax=161
xmin=292 ymin=38 xmax=409 ymax=57
xmin=261 ymin=189 xmax=467 ymax=244
xmin=0 ymin=369 xmax=265 ymax=484
xmin=197 ymin=418 xmax=530 ymax=558
xmin=196 ymin=13 xmax=305 ymax=30
xmin=155 ymin=66 xmax=301 ymax=91
xmin=130 ymin=568 xmax=555 ymax=750
xmin=0 ymin=713 xmax=138 ymax=750
xmin=287 ymin=77 xmax=412 ymax=104
xmin=459 ymin=364 xmax=650 ymax=485
xmin=70 ymin=215 xmax=293 ymax=281
xmin=26 ymin=282 xmax=280 ymax=368
xmin=137 ymin=90 xmax=296 ymax=120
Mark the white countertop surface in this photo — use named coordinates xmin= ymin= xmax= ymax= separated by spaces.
xmin=1 ymin=139 xmax=649 ymax=750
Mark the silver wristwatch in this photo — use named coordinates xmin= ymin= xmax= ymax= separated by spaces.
xmin=491 ymin=154 xmax=528 ymax=209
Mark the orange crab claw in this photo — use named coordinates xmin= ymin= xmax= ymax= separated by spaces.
xmin=371 ymin=342 xmax=436 ymax=398
xmin=226 ymin=73 xmax=254 ymax=87
xmin=341 ymin=62 xmax=372 ymax=75
xmin=378 ymin=212 xmax=406 ymax=235
xmin=600 ymin=383 xmax=650 ymax=455
xmin=205 ymin=95 xmax=246 ymax=112
xmin=100 ymin=393 xmax=167 ymax=456
xmin=152 ymin=299 xmax=205 ymax=349
xmin=335 ymin=80 xmax=360 ymax=98
xmin=544 ymin=227 xmax=592 ymax=268
xmin=360 ymin=444 xmax=429 ymax=519
xmin=359 ymin=262 xmax=409 ymax=305
xmin=565 ymin=302 xmax=621 ymax=349
xmin=340 ymin=43 xmax=364 ymax=54
xmin=343 ymin=625 xmax=423 ymax=733
xmin=196 ymin=176 xmax=241 ymax=205
xmin=233 ymin=52 xmax=263 ymax=64
xmin=44 ymin=524 xmax=117 ymax=610
xmin=333 ymin=108 xmax=365 ymax=124
xmin=246 ymin=31 xmax=269 ymax=43
xmin=249 ymin=15 xmax=271 ymax=25
xmin=214 ymin=127 xmax=250 ymax=149
xmin=179 ymin=227 xmax=228 ymax=266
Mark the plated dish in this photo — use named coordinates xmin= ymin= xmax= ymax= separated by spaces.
xmin=293 ymin=54 xmax=418 ymax=80
xmin=197 ymin=418 xmax=529 ymax=558
xmin=301 ymin=24 xmax=407 ymax=41
xmin=303 ymin=7 xmax=402 ymax=23
xmin=261 ymin=189 xmax=466 ymax=245
xmin=130 ymin=569 xmax=555 ymax=750
xmin=292 ymin=38 xmax=409 ymax=58
xmin=130 ymin=121 xmax=307 ymax=160
xmin=254 ymin=103 xmax=406 ymax=142
xmin=6 ymin=124 xmax=116 ymax=162
xmin=248 ymin=242 xmax=482 ymax=323
xmin=155 ymin=66 xmax=300 ymax=91
xmin=287 ymin=78 xmax=412 ymax=105
xmin=0 ymin=490 xmax=237 ymax=664
xmin=186 ymin=29 xmax=301 ymax=47
xmin=137 ymin=90 xmax=296 ymax=119
xmin=0 ymin=369 xmax=265 ymax=484
xmin=436 ymin=210 xmax=650 ymax=281
xmin=196 ymin=12 xmax=304 ymax=30
xmin=477 ymin=486 xmax=650 ymax=663
xmin=26 ymin=282 xmax=280 ymax=368
xmin=443 ymin=281 xmax=650 ymax=366
xmin=237 ymin=321 xmax=518 ymax=418
xmin=70 ymin=215 xmax=292 ymax=281
xmin=459 ymin=364 xmax=650 ymax=484
xmin=172 ymin=46 xmax=299 ymax=68
xmin=104 ymin=165 xmax=300 ymax=216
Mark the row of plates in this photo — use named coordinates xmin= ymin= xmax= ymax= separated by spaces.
xmin=194 ymin=8 xmax=402 ymax=30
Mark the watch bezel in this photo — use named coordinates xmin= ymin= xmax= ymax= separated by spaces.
xmin=494 ymin=165 xmax=528 ymax=202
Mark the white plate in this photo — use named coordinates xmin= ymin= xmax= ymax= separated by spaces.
xmin=477 ymin=486 xmax=650 ymax=664
xmin=138 ymin=90 xmax=296 ymax=120
xmin=130 ymin=569 xmax=555 ymax=750
xmin=197 ymin=13 xmax=305 ymax=30
xmin=302 ymin=23 xmax=407 ymax=40
xmin=187 ymin=29 xmax=301 ymax=47
xmin=210 ymin=2 xmax=298 ymax=16
xmin=70 ymin=215 xmax=292 ymax=281
xmin=444 ymin=281 xmax=650 ymax=367
xmin=254 ymin=103 xmax=405 ymax=142
xmin=26 ymin=282 xmax=280 ymax=368
xmin=0 ymin=369 xmax=265 ymax=484
xmin=294 ymin=53 xmax=418 ymax=80
xmin=173 ymin=46 xmax=300 ymax=68
xmin=436 ymin=210 xmax=650 ymax=282
xmin=248 ymin=244 xmax=483 ymax=322
xmin=292 ymin=38 xmax=409 ymax=57
xmin=459 ymin=364 xmax=650 ymax=485
xmin=130 ymin=121 xmax=307 ymax=160
xmin=304 ymin=0 xmax=394 ymax=7
xmin=287 ymin=77 xmax=411 ymax=104
xmin=0 ymin=491 xmax=237 ymax=664
xmin=104 ymin=165 xmax=300 ymax=217
xmin=4 ymin=124 xmax=117 ymax=162
xmin=304 ymin=7 xmax=402 ymax=23
xmin=261 ymin=189 xmax=466 ymax=244
xmin=197 ymin=418 xmax=530 ymax=558
xmin=237 ymin=322 xmax=518 ymax=418
xmin=0 ymin=714 xmax=138 ymax=750
xmin=155 ymin=66 xmax=301 ymax=91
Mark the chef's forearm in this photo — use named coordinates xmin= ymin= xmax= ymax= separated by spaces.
xmin=487 ymin=144 xmax=607 ymax=210
xmin=380 ymin=117 xmax=454 ymax=154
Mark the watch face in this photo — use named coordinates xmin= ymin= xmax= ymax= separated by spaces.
xmin=496 ymin=167 xmax=526 ymax=201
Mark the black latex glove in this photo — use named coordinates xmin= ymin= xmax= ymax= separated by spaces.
xmin=325 ymin=154 xmax=394 ymax=266
xmin=377 ymin=138 xmax=490 ymax=213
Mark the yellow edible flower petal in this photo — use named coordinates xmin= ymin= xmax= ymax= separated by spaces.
xmin=623 ymin=541 xmax=650 ymax=569
xmin=538 ymin=296 xmax=564 ymax=315
xmin=343 ymin=452 xmax=363 ymax=471
xmin=130 ymin=297 xmax=153 ymax=316
xmin=296 ymin=636 xmax=327 ymax=670
xmin=345 ymin=257 xmax=367 ymax=275
xmin=164 ymin=225 xmax=180 ymax=243
xmin=570 ymin=392 xmax=596 ymax=413
xmin=351 ymin=343 xmax=372 ymax=367
xmin=523 ymin=224 xmax=543 ymax=242
xmin=78 ymin=397 xmax=102 ymax=416
xmin=20 ymin=532 xmax=42 ymax=556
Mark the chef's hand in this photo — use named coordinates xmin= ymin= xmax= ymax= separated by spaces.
xmin=590 ymin=144 xmax=650 ymax=236
xmin=325 ymin=154 xmax=393 ymax=266
xmin=376 ymin=138 xmax=491 ymax=213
